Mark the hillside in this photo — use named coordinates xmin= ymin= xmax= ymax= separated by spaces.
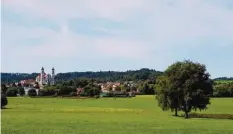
xmin=1 ymin=68 xmax=163 ymax=84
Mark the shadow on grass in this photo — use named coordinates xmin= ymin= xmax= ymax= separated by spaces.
xmin=1 ymin=107 xmax=12 ymax=110
xmin=174 ymin=113 xmax=233 ymax=120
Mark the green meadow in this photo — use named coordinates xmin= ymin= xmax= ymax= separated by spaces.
xmin=1 ymin=96 xmax=233 ymax=134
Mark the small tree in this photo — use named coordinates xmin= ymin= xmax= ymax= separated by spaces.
xmin=28 ymin=89 xmax=37 ymax=97
xmin=6 ymin=87 xmax=18 ymax=97
xmin=1 ymin=92 xmax=8 ymax=108
xmin=1 ymin=84 xmax=8 ymax=93
xmin=18 ymin=87 xmax=25 ymax=96
xmin=115 ymin=86 xmax=121 ymax=91
xmin=156 ymin=60 xmax=213 ymax=119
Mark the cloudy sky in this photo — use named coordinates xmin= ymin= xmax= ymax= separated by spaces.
xmin=1 ymin=0 xmax=233 ymax=78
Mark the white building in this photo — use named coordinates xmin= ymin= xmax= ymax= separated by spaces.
xmin=35 ymin=67 xmax=56 ymax=86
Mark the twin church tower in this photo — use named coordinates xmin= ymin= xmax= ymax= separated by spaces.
xmin=36 ymin=67 xmax=56 ymax=86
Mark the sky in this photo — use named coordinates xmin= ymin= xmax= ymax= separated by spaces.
xmin=1 ymin=0 xmax=233 ymax=78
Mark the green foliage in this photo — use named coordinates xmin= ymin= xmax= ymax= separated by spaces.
xmin=1 ymin=73 xmax=39 ymax=84
xmin=1 ymin=69 xmax=163 ymax=84
xmin=156 ymin=60 xmax=213 ymax=118
xmin=74 ymin=78 xmax=90 ymax=87
xmin=84 ymin=84 xmax=101 ymax=97
xmin=57 ymin=85 xmax=76 ymax=96
xmin=1 ymin=84 xmax=8 ymax=93
xmin=17 ymin=87 xmax=25 ymax=96
xmin=28 ymin=89 xmax=37 ymax=97
xmin=213 ymin=82 xmax=233 ymax=97
xmin=155 ymin=76 xmax=172 ymax=111
xmin=1 ymin=93 xmax=8 ymax=108
xmin=137 ymin=81 xmax=155 ymax=95
xmin=39 ymin=85 xmax=58 ymax=96
xmin=115 ymin=86 xmax=121 ymax=91
xmin=6 ymin=87 xmax=18 ymax=97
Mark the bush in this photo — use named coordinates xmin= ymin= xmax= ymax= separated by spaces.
xmin=28 ymin=89 xmax=37 ymax=97
xmin=84 ymin=85 xmax=101 ymax=97
xmin=6 ymin=87 xmax=18 ymax=97
xmin=213 ymin=83 xmax=233 ymax=97
xmin=1 ymin=93 xmax=8 ymax=108
xmin=1 ymin=84 xmax=8 ymax=93
xmin=38 ymin=89 xmax=56 ymax=96
xmin=58 ymin=86 xmax=76 ymax=96
xmin=69 ymin=92 xmax=77 ymax=97
xmin=18 ymin=87 xmax=25 ymax=96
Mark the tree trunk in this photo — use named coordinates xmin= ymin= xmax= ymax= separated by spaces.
xmin=184 ymin=111 xmax=189 ymax=119
xmin=175 ymin=108 xmax=178 ymax=116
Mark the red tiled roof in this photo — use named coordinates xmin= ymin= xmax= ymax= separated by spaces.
xmin=37 ymin=73 xmax=48 ymax=78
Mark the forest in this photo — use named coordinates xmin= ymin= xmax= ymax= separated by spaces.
xmin=1 ymin=68 xmax=163 ymax=84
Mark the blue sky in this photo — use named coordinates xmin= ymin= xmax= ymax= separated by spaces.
xmin=1 ymin=0 xmax=233 ymax=78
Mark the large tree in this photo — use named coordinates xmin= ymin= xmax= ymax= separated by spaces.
xmin=156 ymin=60 xmax=213 ymax=118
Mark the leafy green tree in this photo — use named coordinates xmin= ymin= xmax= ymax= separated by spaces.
xmin=28 ymin=89 xmax=37 ymax=97
xmin=115 ymin=86 xmax=121 ymax=91
xmin=58 ymin=85 xmax=76 ymax=96
xmin=6 ymin=87 xmax=18 ymax=97
xmin=75 ymin=78 xmax=89 ymax=87
xmin=17 ymin=87 xmax=25 ymax=96
xmin=156 ymin=60 xmax=213 ymax=119
xmin=1 ymin=93 xmax=8 ymax=108
xmin=1 ymin=84 xmax=8 ymax=93
xmin=84 ymin=84 xmax=101 ymax=97
xmin=213 ymin=82 xmax=233 ymax=97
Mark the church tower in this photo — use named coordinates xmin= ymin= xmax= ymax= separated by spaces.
xmin=51 ymin=67 xmax=55 ymax=85
xmin=40 ymin=67 xmax=45 ymax=85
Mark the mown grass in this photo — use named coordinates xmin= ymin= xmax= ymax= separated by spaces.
xmin=1 ymin=96 xmax=233 ymax=134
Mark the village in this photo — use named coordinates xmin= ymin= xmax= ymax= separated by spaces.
xmin=3 ymin=67 xmax=141 ymax=97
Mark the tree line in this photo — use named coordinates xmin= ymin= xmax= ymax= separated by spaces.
xmin=1 ymin=68 xmax=163 ymax=84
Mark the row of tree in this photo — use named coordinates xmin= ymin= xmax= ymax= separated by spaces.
xmin=213 ymin=82 xmax=233 ymax=97
xmin=1 ymin=68 xmax=163 ymax=84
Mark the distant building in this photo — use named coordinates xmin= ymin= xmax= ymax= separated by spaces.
xmin=100 ymin=82 xmax=121 ymax=93
xmin=20 ymin=79 xmax=36 ymax=87
xmin=35 ymin=67 xmax=56 ymax=87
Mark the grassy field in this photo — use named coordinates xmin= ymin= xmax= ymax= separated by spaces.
xmin=1 ymin=96 xmax=233 ymax=134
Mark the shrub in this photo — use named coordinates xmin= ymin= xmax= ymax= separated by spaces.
xmin=6 ymin=87 xmax=18 ymax=97
xmin=1 ymin=93 xmax=8 ymax=108
xmin=1 ymin=84 xmax=8 ymax=93
xmin=69 ymin=92 xmax=77 ymax=97
xmin=58 ymin=86 xmax=76 ymax=96
xmin=28 ymin=89 xmax=37 ymax=97
xmin=38 ymin=89 xmax=56 ymax=96
xmin=213 ymin=83 xmax=233 ymax=97
xmin=84 ymin=85 xmax=101 ymax=97
xmin=18 ymin=87 xmax=25 ymax=96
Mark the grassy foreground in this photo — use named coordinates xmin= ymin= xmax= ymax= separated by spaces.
xmin=1 ymin=96 xmax=233 ymax=134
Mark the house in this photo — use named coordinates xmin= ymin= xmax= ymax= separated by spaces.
xmin=100 ymin=82 xmax=121 ymax=93
xmin=20 ymin=79 xmax=36 ymax=87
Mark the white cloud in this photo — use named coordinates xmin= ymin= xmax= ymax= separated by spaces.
xmin=2 ymin=0 xmax=233 ymax=74
xmin=2 ymin=23 xmax=152 ymax=60
xmin=3 ymin=0 xmax=150 ymax=21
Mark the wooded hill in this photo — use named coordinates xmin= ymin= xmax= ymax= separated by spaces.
xmin=1 ymin=68 xmax=232 ymax=84
xmin=1 ymin=68 xmax=163 ymax=84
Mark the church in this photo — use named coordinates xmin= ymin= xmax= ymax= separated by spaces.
xmin=36 ymin=67 xmax=56 ymax=86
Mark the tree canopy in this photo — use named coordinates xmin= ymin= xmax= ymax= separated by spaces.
xmin=156 ymin=60 xmax=213 ymax=118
